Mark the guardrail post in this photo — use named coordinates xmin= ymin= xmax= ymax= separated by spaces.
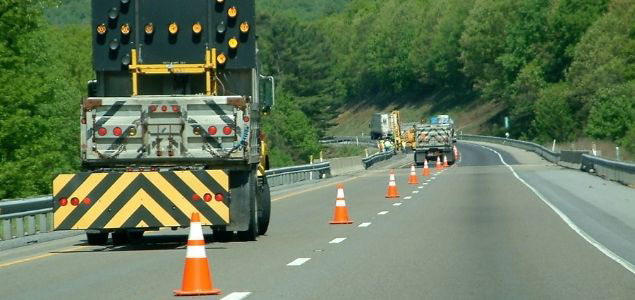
xmin=365 ymin=149 xmax=369 ymax=158
xmin=356 ymin=136 xmax=359 ymax=146
xmin=552 ymin=139 xmax=556 ymax=152
xmin=616 ymin=147 xmax=620 ymax=161
xmin=16 ymin=217 xmax=24 ymax=238
xmin=2 ymin=219 xmax=10 ymax=240
xmin=320 ymin=151 xmax=323 ymax=163
xmin=38 ymin=214 xmax=47 ymax=233
xmin=27 ymin=215 xmax=36 ymax=235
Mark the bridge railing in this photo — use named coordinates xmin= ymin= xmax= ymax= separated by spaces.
xmin=0 ymin=196 xmax=53 ymax=241
xmin=458 ymin=134 xmax=634 ymax=186
xmin=265 ymin=162 xmax=331 ymax=188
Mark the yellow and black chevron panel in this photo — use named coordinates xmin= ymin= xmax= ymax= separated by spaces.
xmin=52 ymin=170 xmax=229 ymax=230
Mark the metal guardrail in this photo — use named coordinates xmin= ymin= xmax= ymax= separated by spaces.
xmin=265 ymin=162 xmax=331 ymax=188
xmin=458 ymin=134 xmax=560 ymax=163
xmin=362 ymin=150 xmax=395 ymax=169
xmin=320 ymin=136 xmax=376 ymax=147
xmin=458 ymin=134 xmax=635 ymax=186
xmin=0 ymin=196 xmax=53 ymax=241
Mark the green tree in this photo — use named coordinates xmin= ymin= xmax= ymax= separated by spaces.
xmin=533 ymin=83 xmax=576 ymax=142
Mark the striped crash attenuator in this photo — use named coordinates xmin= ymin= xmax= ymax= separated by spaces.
xmin=52 ymin=170 xmax=229 ymax=230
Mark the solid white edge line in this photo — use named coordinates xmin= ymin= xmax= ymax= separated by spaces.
xmin=329 ymin=237 xmax=347 ymax=244
xmin=221 ymin=292 xmax=252 ymax=300
xmin=287 ymin=258 xmax=311 ymax=266
xmin=377 ymin=211 xmax=389 ymax=215
xmin=479 ymin=144 xmax=635 ymax=275
xmin=358 ymin=222 xmax=371 ymax=227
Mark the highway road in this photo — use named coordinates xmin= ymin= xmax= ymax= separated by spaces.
xmin=1 ymin=142 xmax=635 ymax=299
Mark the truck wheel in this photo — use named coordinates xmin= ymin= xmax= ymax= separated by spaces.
xmin=111 ymin=230 xmax=129 ymax=245
xmin=237 ymin=195 xmax=259 ymax=241
xmin=257 ymin=176 xmax=271 ymax=236
xmin=212 ymin=227 xmax=233 ymax=242
xmin=86 ymin=231 xmax=109 ymax=245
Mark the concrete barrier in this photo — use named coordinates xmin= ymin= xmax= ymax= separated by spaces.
xmin=327 ymin=156 xmax=365 ymax=176
xmin=559 ymin=150 xmax=590 ymax=169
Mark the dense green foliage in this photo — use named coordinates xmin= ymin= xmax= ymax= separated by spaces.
xmin=1 ymin=0 xmax=634 ymax=198
xmin=0 ymin=0 xmax=92 ymax=198
xmin=256 ymin=0 xmax=633 ymax=149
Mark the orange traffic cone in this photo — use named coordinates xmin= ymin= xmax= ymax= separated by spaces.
xmin=443 ymin=155 xmax=449 ymax=167
xmin=385 ymin=169 xmax=400 ymax=198
xmin=330 ymin=184 xmax=353 ymax=224
xmin=408 ymin=164 xmax=418 ymax=184
xmin=436 ymin=156 xmax=442 ymax=170
xmin=174 ymin=213 xmax=221 ymax=296
xmin=422 ymin=159 xmax=430 ymax=177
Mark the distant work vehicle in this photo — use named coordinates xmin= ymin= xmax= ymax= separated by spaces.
xmin=370 ymin=113 xmax=391 ymax=140
xmin=388 ymin=110 xmax=403 ymax=151
xmin=52 ymin=0 xmax=274 ymax=245
xmin=414 ymin=115 xmax=456 ymax=165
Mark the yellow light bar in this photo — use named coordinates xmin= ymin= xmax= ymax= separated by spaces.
xmin=192 ymin=22 xmax=202 ymax=34
xmin=217 ymin=53 xmax=227 ymax=65
xmin=240 ymin=21 xmax=249 ymax=34
xmin=228 ymin=37 xmax=238 ymax=49
xmin=120 ymin=23 xmax=131 ymax=35
xmin=96 ymin=23 xmax=107 ymax=35
xmin=228 ymin=6 xmax=237 ymax=18
xmin=168 ymin=22 xmax=179 ymax=35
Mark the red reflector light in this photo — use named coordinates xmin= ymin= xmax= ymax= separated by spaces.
xmin=208 ymin=126 xmax=217 ymax=135
xmin=59 ymin=197 xmax=68 ymax=206
xmin=204 ymin=193 xmax=212 ymax=202
xmin=172 ymin=105 xmax=180 ymax=112
xmin=192 ymin=194 xmax=201 ymax=201
xmin=113 ymin=127 xmax=122 ymax=136
xmin=150 ymin=105 xmax=157 ymax=112
xmin=97 ymin=127 xmax=107 ymax=136
xmin=161 ymin=105 xmax=168 ymax=112
xmin=214 ymin=193 xmax=224 ymax=202
xmin=83 ymin=197 xmax=91 ymax=205
xmin=243 ymin=115 xmax=250 ymax=123
xmin=70 ymin=197 xmax=79 ymax=206
xmin=223 ymin=126 xmax=232 ymax=135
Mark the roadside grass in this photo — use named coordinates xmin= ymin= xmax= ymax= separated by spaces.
xmin=544 ymin=138 xmax=634 ymax=163
xmin=322 ymin=145 xmax=378 ymax=159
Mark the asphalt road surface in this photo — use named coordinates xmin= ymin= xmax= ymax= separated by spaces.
xmin=1 ymin=142 xmax=634 ymax=299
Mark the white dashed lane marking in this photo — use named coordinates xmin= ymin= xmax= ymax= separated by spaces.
xmin=377 ymin=211 xmax=389 ymax=215
xmin=417 ymin=186 xmax=423 ymax=189
xmin=393 ymin=202 xmax=402 ymax=206
xmin=412 ymin=191 xmax=419 ymax=194
xmin=329 ymin=238 xmax=347 ymax=244
xmin=358 ymin=222 xmax=371 ymax=227
xmin=404 ymin=196 xmax=412 ymax=200
xmin=287 ymin=258 xmax=311 ymax=266
xmin=221 ymin=292 xmax=252 ymax=300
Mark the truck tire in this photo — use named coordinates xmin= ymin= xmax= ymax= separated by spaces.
xmin=257 ymin=176 xmax=271 ymax=235
xmin=236 ymin=170 xmax=259 ymax=241
xmin=111 ymin=230 xmax=129 ymax=245
xmin=86 ymin=231 xmax=108 ymax=245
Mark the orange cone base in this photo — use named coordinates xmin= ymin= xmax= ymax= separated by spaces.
xmin=330 ymin=220 xmax=353 ymax=224
xmin=174 ymin=258 xmax=221 ymax=296
xmin=174 ymin=289 xmax=222 ymax=296
xmin=408 ymin=179 xmax=418 ymax=184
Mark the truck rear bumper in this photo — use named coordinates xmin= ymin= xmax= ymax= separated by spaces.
xmin=53 ymin=170 xmax=231 ymax=230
